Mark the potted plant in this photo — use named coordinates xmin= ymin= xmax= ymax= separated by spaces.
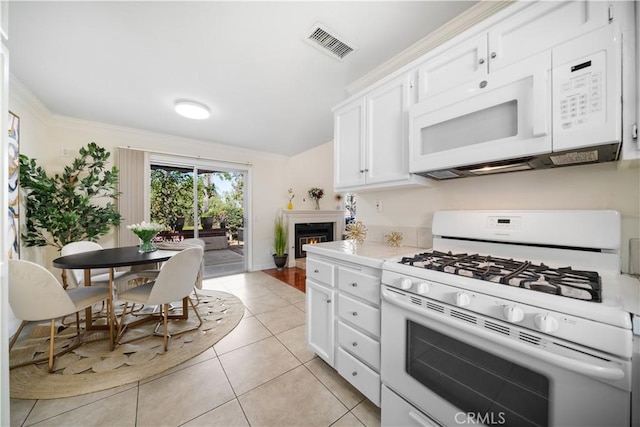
xmin=201 ymin=212 xmax=214 ymax=230
xmin=19 ymin=143 xmax=121 ymax=285
xmin=19 ymin=142 xmax=121 ymax=250
xmin=273 ymin=215 xmax=288 ymax=270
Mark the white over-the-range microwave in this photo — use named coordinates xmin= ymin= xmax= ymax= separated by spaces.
xmin=409 ymin=24 xmax=624 ymax=180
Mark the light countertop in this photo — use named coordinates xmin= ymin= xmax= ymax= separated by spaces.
xmin=303 ymin=240 xmax=427 ymax=269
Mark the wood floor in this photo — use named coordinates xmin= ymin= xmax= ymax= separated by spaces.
xmin=262 ymin=267 xmax=306 ymax=292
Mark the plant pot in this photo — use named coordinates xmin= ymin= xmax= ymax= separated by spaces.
xmin=201 ymin=217 xmax=214 ymax=230
xmin=273 ymin=254 xmax=288 ymax=271
xmin=171 ymin=217 xmax=185 ymax=232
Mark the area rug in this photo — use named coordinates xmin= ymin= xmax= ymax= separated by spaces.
xmin=9 ymin=291 xmax=244 ymax=400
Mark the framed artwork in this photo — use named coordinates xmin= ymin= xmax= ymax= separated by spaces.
xmin=8 ymin=111 xmax=19 ymax=259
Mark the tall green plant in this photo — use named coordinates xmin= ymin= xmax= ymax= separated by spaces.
xmin=19 ymin=142 xmax=121 ymax=250
xmin=274 ymin=215 xmax=288 ymax=256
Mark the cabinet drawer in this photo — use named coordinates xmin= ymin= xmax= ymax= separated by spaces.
xmin=338 ymin=294 xmax=380 ymax=338
xmin=337 ymin=321 xmax=380 ymax=371
xmin=338 ymin=267 xmax=380 ymax=305
xmin=306 ymin=258 xmax=335 ymax=287
xmin=337 ymin=347 xmax=380 ymax=406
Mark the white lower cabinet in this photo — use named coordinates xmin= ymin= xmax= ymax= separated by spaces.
xmin=306 ymin=279 xmax=335 ymax=366
xmin=306 ymin=252 xmax=383 ymax=407
xmin=337 ymin=348 xmax=381 ymax=405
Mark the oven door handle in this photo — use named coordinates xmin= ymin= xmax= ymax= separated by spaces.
xmin=382 ymin=289 xmax=626 ymax=382
xmin=408 ymin=410 xmax=441 ymax=427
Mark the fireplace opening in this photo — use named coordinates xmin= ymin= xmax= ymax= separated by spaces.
xmin=295 ymin=222 xmax=334 ymax=259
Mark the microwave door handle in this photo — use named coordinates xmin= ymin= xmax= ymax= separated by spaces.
xmin=532 ymin=69 xmax=549 ymax=137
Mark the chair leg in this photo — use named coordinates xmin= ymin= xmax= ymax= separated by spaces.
xmin=117 ymin=301 xmax=130 ymax=340
xmin=190 ymin=286 xmax=201 ymax=307
xmin=48 ymin=319 xmax=56 ymax=373
xmin=163 ymin=303 xmax=169 ymax=351
xmin=76 ymin=312 xmax=81 ymax=338
xmin=9 ymin=320 xmax=27 ymax=351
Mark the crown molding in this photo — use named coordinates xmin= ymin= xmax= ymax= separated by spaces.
xmin=9 ymin=73 xmax=52 ymax=123
xmin=346 ymin=0 xmax=517 ymax=96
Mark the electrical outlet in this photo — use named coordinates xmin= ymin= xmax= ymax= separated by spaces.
xmin=375 ymin=200 xmax=382 ymax=212
xmin=60 ymin=147 xmax=69 ymax=157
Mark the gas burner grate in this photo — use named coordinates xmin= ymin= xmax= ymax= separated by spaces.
xmin=399 ymin=251 xmax=602 ymax=302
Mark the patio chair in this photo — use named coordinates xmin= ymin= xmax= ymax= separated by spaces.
xmin=8 ymin=259 xmax=112 ymax=372
xmin=116 ymin=246 xmax=204 ymax=351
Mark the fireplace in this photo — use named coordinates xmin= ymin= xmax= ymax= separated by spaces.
xmin=281 ymin=210 xmax=345 ymax=268
xmin=295 ymin=222 xmax=334 ymax=259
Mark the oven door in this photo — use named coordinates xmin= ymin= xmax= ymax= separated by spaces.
xmin=380 ymin=287 xmax=631 ymax=427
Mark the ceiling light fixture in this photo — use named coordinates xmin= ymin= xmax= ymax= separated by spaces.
xmin=174 ymin=100 xmax=210 ymax=120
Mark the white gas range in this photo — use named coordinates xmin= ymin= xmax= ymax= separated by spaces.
xmin=379 ymin=210 xmax=635 ymax=427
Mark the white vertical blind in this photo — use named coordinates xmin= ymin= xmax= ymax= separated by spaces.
xmin=117 ymin=148 xmax=148 ymax=247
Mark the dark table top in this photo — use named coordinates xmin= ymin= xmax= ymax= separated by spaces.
xmin=52 ymin=246 xmax=175 ymax=269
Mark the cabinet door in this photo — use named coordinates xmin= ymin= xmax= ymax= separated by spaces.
xmin=488 ymin=1 xmax=608 ymax=73
xmin=306 ymin=280 xmax=335 ymax=366
xmin=417 ymin=33 xmax=488 ymax=102
xmin=334 ymin=99 xmax=366 ymax=189
xmin=365 ymin=73 xmax=412 ymax=185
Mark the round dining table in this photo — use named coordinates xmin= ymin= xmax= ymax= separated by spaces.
xmin=53 ymin=246 xmax=177 ymax=349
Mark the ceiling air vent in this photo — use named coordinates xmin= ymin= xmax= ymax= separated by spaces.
xmin=306 ymin=23 xmax=357 ymax=61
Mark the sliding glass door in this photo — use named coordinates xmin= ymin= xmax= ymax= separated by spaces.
xmin=149 ymin=158 xmax=247 ymax=278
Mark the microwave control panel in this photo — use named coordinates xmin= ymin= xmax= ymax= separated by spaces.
xmin=556 ymin=50 xmax=606 ymax=131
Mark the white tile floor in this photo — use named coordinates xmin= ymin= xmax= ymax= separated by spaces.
xmin=10 ymin=272 xmax=381 ymax=427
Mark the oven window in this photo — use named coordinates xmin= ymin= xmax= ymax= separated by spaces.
xmin=407 ymin=321 xmax=549 ymax=427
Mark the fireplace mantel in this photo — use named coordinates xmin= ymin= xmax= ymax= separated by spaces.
xmin=281 ymin=209 xmax=345 ymax=268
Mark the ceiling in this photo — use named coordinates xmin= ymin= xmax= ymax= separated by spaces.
xmin=8 ymin=1 xmax=477 ymax=156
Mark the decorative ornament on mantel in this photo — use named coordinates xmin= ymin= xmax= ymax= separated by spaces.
xmin=287 ymin=188 xmax=295 ymax=210
xmin=385 ymin=230 xmax=403 ymax=247
xmin=345 ymin=221 xmax=368 ymax=245
xmin=308 ymin=187 xmax=324 ymax=210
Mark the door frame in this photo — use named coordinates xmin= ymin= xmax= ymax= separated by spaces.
xmin=149 ymin=153 xmax=252 ymax=273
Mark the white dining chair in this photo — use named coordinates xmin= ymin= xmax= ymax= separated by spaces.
xmin=116 ymin=246 xmax=204 ymax=350
xmin=115 ymin=238 xmax=205 ymax=304
xmin=9 ymin=259 xmax=112 ymax=372
xmin=60 ymin=241 xmax=135 ymax=289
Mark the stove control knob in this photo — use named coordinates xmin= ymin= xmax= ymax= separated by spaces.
xmin=416 ymin=282 xmax=430 ymax=295
xmin=400 ymin=278 xmax=413 ymax=290
xmin=503 ymin=305 xmax=524 ymax=323
xmin=534 ymin=314 xmax=559 ymax=333
xmin=455 ymin=292 xmax=471 ymax=307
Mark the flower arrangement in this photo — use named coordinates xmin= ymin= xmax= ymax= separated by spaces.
xmin=287 ymin=188 xmax=295 ymax=210
xmin=127 ymin=221 xmax=165 ymax=252
xmin=308 ymin=187 xmax=324 ymax=210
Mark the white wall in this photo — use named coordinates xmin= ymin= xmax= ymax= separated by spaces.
xmin=285 ymin=141 xmax=340 ymax=211
xmin=355 ymin=161 xmax=640 ymax=273
xmin=9 ymin=77 xmax=289 ymax=274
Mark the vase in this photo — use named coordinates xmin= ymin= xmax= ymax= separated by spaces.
xmin=134 ymin=231 xmax=159 ymax=253
xmin=314 ymin=199 xmax=320 ymax=210
xmin=287 ymin=201 xmax=293 ymax=210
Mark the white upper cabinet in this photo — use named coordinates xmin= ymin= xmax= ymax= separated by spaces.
xmin=417 ymin=1 xmax=609 ymax=103
xmin=334 ymin=72 xmax=429 ymax=191
xmin=488 ymin=0 xmax=609 ymax=73
xmin=417 ymin=34 xmax=487 ymax=101
xmin=334 ymin=98 xmax=366 ymax=189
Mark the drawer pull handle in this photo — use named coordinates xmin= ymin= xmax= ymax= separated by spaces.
xmin=351 ymin=282 xmax=357 ymax=287
xmin=352 ymin=342 xmax=358 ymax=347
xmin=326 ymin=299 xmax=331 ymax=304
xmin=352 ymin=371 xmax=358 ymax=376
xmin=352 ymin=312 xmax=358 ymax=316
xmin=314 ymin=269 xmax=319 ymax=273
